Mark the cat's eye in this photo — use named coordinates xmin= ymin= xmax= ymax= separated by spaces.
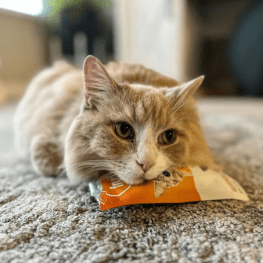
xmin=115 ymin=122 xmax=134 ymax=139
xmin=158 ymin=129 xmax=177 ymax=145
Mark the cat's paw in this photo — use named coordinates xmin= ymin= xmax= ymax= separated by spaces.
xmin=30 ymin=135 xmax=63 ymax=177
xmin=153 ymin=167 xmax=185 ymax=198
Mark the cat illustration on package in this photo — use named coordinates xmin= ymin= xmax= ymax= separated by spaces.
xmin=153 ymin=167 xmax=185 ymax=198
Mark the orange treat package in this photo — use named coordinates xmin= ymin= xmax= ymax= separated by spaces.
xmin=89 ymin=166 xmax=249 ymax=211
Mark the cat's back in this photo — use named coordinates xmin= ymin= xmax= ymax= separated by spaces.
xmin=14 ymin=61 xmax=83 ymax=155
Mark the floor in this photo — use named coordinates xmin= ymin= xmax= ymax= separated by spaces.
xmin=1 ymin=97 xmax=263 ymax=262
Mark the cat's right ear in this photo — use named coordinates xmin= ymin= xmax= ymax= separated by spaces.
xmin=83 ymin=55 xmax=117 ymax=110
xmin=164 ymin=76 xmax=204 ymax=111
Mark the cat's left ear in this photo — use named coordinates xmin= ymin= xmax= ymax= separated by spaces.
xmin=164 ymin=76 xmax=204 ymax=110
xmin=83 ymin=55 xmax=118 ymax=109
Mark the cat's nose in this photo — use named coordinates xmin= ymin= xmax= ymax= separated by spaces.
xmin=136 ymin=160 xmax=154 ymax=172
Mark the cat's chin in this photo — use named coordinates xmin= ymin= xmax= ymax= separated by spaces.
xmin=144 ymin=170 xmax=163 ymax=181
xmin=118 ymin=176 xmax=145 ymax=185
xmin=128 ymin=178 xmax=145 ymax=185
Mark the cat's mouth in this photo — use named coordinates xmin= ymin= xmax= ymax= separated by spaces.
xmin=116 ymin=169 xmax=167 ymax=185
xmin=144 ymin=168 xmax=167 ymax=181
xmin=131 ymin=169 xmax=169 ymax=185
xmin=128 ymin=170 xmax=165 ymax=185
xmin=114 ymin=160 xmax=171 ymax=185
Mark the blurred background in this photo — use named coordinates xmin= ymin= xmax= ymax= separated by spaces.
xmin=0 ymin=0 xmax=263 ymax=106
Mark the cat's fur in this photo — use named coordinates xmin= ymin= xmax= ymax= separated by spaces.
xmin=14 ymin=56 xmax=219 ymax=185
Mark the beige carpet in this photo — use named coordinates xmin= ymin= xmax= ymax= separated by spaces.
xmin=0 ymin=98 xmax=262 ymax=263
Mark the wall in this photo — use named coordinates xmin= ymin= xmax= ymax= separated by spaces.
xmin=113 ymin=0 xmax=201 ymax=82
xmin=0 ymin=9 xmax=48 ymax=102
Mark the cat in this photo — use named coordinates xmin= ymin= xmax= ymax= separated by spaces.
xmin=14 ymin=55 xmax=220 ymax=185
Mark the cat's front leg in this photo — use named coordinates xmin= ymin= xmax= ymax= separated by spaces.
xmin=30 ymin=134 xmax=63 ymax=177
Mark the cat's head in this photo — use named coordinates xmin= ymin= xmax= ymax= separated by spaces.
xmin=65 ymin=56 xmax=204 ymax=185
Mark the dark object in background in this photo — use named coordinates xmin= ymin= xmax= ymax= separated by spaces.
xmin=60 ymin=6 xmax=100 ymax=57
xmin=229 ymin=1 xmax=263 ymax=97
xmin=201 ymin=39 xmax=238 ymax=96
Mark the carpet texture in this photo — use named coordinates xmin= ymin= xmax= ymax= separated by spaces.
xmin=0 ymin=99 xmax=263 ymax=263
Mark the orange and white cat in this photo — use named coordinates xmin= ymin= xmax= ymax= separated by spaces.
xmin=14 ymin=56 xmax=219 ymax=185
